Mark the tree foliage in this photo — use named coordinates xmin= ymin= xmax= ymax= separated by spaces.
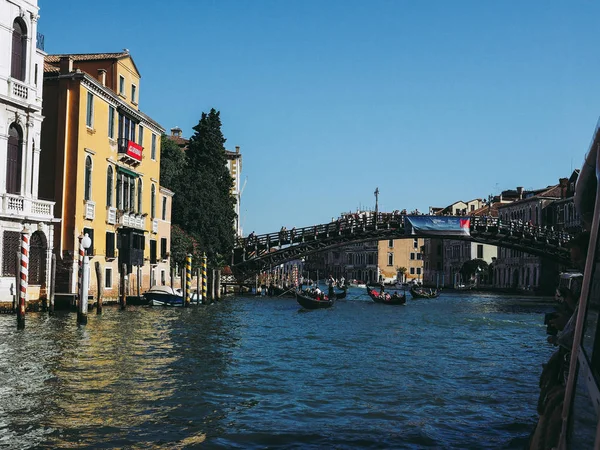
xmin=460 ymin=259 xmax=489 ymax=281
xmin=169 ymin=109 xmax=236 ymax=267
xmin=159 ymin=134 xmax=186 ymax=193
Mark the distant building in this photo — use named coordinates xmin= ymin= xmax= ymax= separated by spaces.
xmin=0 ymin=0 xmax=56 ymax=302
xmin=493 ymin=181 xmax=567 ymax=293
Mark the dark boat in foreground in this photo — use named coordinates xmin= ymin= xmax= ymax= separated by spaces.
xmin=366 ymin=285 xmax=406 ymax=305
xmin=410 ymin=287 xmax=441 ymax=299
xmin=296 ymin=291 xmax=334 ymax=309
xmin=335 ymin=288 xmax=347 ymax=300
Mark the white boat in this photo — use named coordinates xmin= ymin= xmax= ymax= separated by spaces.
xmin=143 ymin=285 xmax=184 ymax=307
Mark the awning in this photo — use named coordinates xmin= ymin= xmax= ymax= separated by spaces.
xmin=116 ymin=165 xmax=140 ymax=178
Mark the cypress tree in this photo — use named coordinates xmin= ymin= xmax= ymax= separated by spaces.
xmin=172 ymin=109 xmax=236 ymax=266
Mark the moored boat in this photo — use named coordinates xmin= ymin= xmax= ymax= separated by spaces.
xmin=143 ymin=285 xmax=184 ymax=307
xmin=296 ymin=290 xmax=334 ymax=309
xmin=366 ymin=285 xmax=406 ymax=305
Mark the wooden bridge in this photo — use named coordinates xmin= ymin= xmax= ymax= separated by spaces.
xmin=231 ymin=214 xmax=573 ymax=280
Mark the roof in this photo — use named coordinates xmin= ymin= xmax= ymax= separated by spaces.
xmin=471 ymin=203 xmax=500 ymax=217
xmin=167 ymin=135 xmax=189 ymax=148
xmin=44 ymin=51 xmax=141 ymax=77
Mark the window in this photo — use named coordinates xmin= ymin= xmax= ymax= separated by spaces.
xmin=11 ymin=19 xmax=26 ymax=81
xmin=108 ymin=106 xmax=115 ymax=139
xmin=387 ymin=252 xmax=393 ymax=266
xmin=105 ymin=267 xmax=112 ymax=289
xmin=161 ymin=237 xmax=168 ymax=260
xmin=413 ymin=238 xmax=418 ymax=249
xmin=151 ymin=184 xmax=156 ymax=219
xmin=151 ymin=134 xmax=157 ymax=160
xmin=410 ymin=252 xmax=415 ymax=260
xmin=34 ymin=64 xmax=38 ymax=86
xmin=471 ymin=204 xmax=475 ymax=211
xmin=6 ymin=123 xmax=23 ymax=194
xmin=162 ymin=197 xmax=167 ymax=220
xmin=86 ymin=92 xmax=94 ymax=128
xmin=119 ymin=75 xmax=125 ymax=95
xmin=417 ymin=253 xmax=422 ymax=260
xmin=150 ymin=240 xmax=157 ymax=264
xmin=477 ymin=244 xmax=484 ymax=259
xmin=417 ymin=268 xmax=422 ymax=275
xmin=138 ymin=125 xmax=143 ymax=147
xmin=410 ymin=267 xmax=415 ymax=275
xmin=137 ymin=179 xmax=142 ymax=213
xmin=131 ymin=84 xmax=137 ymax=103
xmin=106 ymin=232 xmax=115 ymax=258
xmin=106 ymin=166 xmax=113 ymax=207
xmin=129 ymin=177 xmax=135 ymax=212
xmin=161 ymin=270 xmax=166 ymax=286
xmin=116 ymin=172 xmax=123 ymax=209
xmin=84 ymin=156 xmax=92 ymax=201
xmin=388 ymin=239 xmax=394 ymax=248
xmin=82 ymin=227 xmax=94 ymax=256
xmin=437 ymin=244 xmax=442 ymax=256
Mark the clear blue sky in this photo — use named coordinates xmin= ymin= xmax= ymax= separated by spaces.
xmin=39 ymin=0 xmax=600 ymax=234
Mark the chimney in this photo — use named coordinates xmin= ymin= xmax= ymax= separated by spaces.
xmin=559 ymin=177 xmax=568 ymax=198
xmin=59 ymin=56 xmax=73 ymax=74
xmin=171 ymin=126 xmax=182 ymax=137
xmin=516 ymin=186 xmax=524 ymax=199
xmin=97 ymin=69 xmax=107 ymax=86
xmin=235 ymin=146 xmax=240 ymax=154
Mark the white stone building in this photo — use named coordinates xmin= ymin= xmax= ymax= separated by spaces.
xmin=0 ymin=0 xmax=55 ymax=302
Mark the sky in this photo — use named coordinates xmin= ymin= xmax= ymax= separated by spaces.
xmin=39 ymin=0 xmax=600 ymax=234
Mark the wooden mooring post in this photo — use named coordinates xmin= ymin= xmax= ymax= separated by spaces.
xmin=95 ymin=261 xmax=103 ymax=315
xmin=216 ymin=269 xmax=221 ymax=301
xmin=49 ymin=254 xmax=56 ymax=315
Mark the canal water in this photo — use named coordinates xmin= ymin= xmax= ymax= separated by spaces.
xmin=0 ymin=290 xmax=554 ymax=449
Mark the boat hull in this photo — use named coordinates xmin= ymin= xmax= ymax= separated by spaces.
xmin=366 ymin=285 xmax=406 ymax=305
xmin=296 ymin=292 xmax=334 ymax=309
xmin=144 ymin=292 xmax=184 ymax=307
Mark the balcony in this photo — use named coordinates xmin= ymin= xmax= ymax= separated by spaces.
xmin=84 ymin=200 xmax=95 ymax=220
xmin=117 ymin=138 xmax=143 ymax=166
xmin=8 ymin=78 xmax=28 ymax=102
xmin=118 ymin=211 xmax=145 ymax=230
xmin=0 ymin=194 xmax=54 ymax=219
xmin=107 ymin=207 xmax=117 ymax=224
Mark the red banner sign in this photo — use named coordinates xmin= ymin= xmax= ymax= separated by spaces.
xmin=126 ymin=141 xmax=143 ymax=161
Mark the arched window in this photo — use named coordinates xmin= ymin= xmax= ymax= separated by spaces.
xmin=162 ymin=196 xmax=167 ymax=220
xmin=6 ymin=123 xmax=23 ymax=194
xmin=106 ymin=166 xmax=113 ymax=207
xmin=129 ymin=177 xmax=135 ymax=212
xmin=11 ymin=19 xmax=27 ymax=81
xmin=116 ymin=172 xmax=123 ymax=209
xmin=151 ymin=184 xmax=156 ymax=219
xmin=84 ymin=156 xmax=92 ymax=200
xmin=137 ymin=179 xmax=142 ymax=213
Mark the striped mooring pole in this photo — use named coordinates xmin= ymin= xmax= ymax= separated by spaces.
xmin=17 ymin=227 xmax=29 ymax=329
xmin=185 ymin=254 xmax=192 ymax=307
xmin=202 ymin=253 xmax=207 ymax=303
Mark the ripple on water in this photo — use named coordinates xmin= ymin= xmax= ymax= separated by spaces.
xmin=0 ymin=291 xmax=550 ymax=449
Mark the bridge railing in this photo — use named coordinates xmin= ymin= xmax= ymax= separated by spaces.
xmin=238 ymin=214 xmax=573 ymax=254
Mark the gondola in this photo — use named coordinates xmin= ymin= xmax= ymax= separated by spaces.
xmin=296 ymin=291 xmax=334 ymax=309
xmin=366 ymin=285 xmax=406 ymax=305
xmin=410 ymin=287 xmax=441 ymax=299
xmin=335 ymin=288 xmax=347 ymax=300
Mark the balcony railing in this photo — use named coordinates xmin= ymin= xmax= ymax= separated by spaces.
xmin=36 ymin=32 xmax=45 ymax=51
xmin=117 ymin=138 xmax=143 ymax=166
xmin=0 ymin=194 xmax=54 ymax=218
xmin=84 ymin=200 xmax=95 ymax=220
xmin=8 ymin=78 xmax=28 ymax=101
xmin=119 ymin=211 xmax=145 ymax=230
xmin=107 ymin=207 xmax=117 ymax=225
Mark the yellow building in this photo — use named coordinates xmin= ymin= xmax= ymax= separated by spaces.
xmin=40 ymin=51 xmax=172 ymax=298
xmin=377 ymin=238 xmax=425 ymax=284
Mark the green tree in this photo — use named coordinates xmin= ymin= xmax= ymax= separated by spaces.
xmin=169 ymin=225 xmax=201 ymax=269
xmin=172 ymin=109 xmax=236 ymax=267
xmin=460 ymin=259 xmax=489 ymax=282
xmin=159 ymin=134 xmax=186 ymax=192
